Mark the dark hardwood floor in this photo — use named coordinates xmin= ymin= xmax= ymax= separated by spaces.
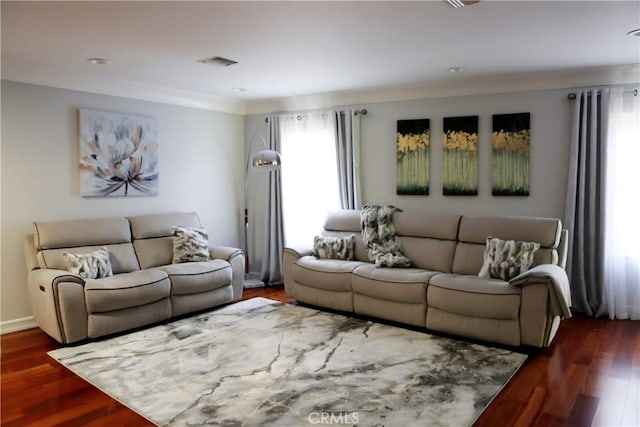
xmin=2 ymin=286 xmax=638 ymax=426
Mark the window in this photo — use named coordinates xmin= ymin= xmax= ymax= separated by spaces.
xmin=603 ymin=88 xmax=640 ymax=319
xmin=280 ymin=112 xmax=341 ymax=247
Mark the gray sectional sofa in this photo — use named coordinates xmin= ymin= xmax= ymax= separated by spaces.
xmin=283 ymin=210 xmax=572 ymax=348
xmin=24 ymin=212 xmax=244 ymax=344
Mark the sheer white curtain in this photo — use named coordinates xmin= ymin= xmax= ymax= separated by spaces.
xmin=603 ymin=88 xmax=640 ymax=319
xmin=280 ymin=112 xmax=341 ymax=247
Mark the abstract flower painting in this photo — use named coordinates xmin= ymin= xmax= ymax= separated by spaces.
xmin=79 ymin=109 xmax=158 ymax=197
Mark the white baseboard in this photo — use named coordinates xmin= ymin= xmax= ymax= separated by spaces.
xmin=1 ymin=316 xmax=37 ymax=335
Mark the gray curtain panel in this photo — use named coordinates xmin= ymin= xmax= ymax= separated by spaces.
xmin=563 ymin=88 xmax=611 ymax=316
xmin=334 ymin=110 xmax=363 ymax=210
xmin=260 ymin=115 xmax=285 ymax=285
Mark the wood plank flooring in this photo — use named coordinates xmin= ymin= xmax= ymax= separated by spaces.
xmin=2 ymin=286 xmax=638 ymax=426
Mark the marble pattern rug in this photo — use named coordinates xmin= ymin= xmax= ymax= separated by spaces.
xmin=48 ymin=298 xmax=527 ymax=426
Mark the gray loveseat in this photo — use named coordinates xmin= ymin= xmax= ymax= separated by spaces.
xmin=24 ymin=212 xmax=244 ymax=344
xmin=283 ymin=209 xmax=572 ymax=348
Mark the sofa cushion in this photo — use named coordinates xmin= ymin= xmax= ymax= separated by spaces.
xmin=399 ymin=237 xmax=457 ymax=273
xmin=428 ymin=273 xmax=521 ymax=320
xmin=84 ymin=269 xmax=170 ymax=314
xmin=63 ymin=247 xmax=113 ymax=279
xmin=313 ymin=234 xmax=355 ymax=260
xmin=34 ymin=217 xmax=131 ymax=249
xmin=452 ymin=215 xmax=561 ymax=275
xmin=393 ymin=212 xmax=461 ymax=240
xmin=292 ymin=256 xmax=366 ymax=292
xmin=478 ymin=237 xmax=540 ymax=280
xmin=156 ymin=260 xmax=232 ymax=295
xmin=133 ymin=237 xmax=172 ymax=270
xmin=322 ymin=210 xmax=370 ymax=262
xmin=324 ymin=210 xmax=361 ymax=232
xmin=352 ymin=264 xmax=435 ymax=303
xmin=171 ymin=226 xmax=211 ymax=263
xmin=38 ymin=243 xmax=140 ymax=274
xmin=128 ymin=212 xmax=202 ymax=239
xmin=129 ymin=212 xmax=204 ymax=269
xmin=457 ymin=216 xmax=561 ymax=248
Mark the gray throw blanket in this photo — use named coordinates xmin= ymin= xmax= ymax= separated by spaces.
xmin=509 ymin=264 xmax=572 ymax=318
xmin=360 ymin=205 xmax=412 ymax=267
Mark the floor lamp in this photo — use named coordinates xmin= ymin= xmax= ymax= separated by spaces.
xmin=244 ymin=134 xmax=282 ymax=287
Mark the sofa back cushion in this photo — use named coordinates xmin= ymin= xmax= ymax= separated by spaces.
xmin=33 ymin=218 xmax=139 ymax=274
xmin=394 ymin=212 xmax=460 ymax=272
xmin=128 ymin=212 xmax=203 ymax=269
xmin=323 ymin=210 xmax=369 ymax=262
xmin=322 ymin=210 xmax=461 ymax=272
xmin=452 ymin=216 xmax=562 ymax=276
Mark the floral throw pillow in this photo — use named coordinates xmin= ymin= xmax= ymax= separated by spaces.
xmin=313 ymin=234 xmax=356 ymax=261
xmin=478 ymin=237 xmax=540 ymax=281
xmin=171 ymin=226 xmax=211 ymax=263
xmin=63 ymin=247 xmax=113 ymax=279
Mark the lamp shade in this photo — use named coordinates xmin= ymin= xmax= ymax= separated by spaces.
xmin=251 ymin=149 xmax=282 ymax=171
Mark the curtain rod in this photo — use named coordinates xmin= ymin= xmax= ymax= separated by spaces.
xmin=567 ymin=89 xmax=638 ymax=100
xmin=264 ymin=108 xmax=367 ymax=122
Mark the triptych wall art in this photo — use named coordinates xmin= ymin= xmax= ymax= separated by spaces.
xmin=492 ymin=113 xmax=530 ymax=196
xmin=79 ymin=109 xmax=159 ymax=197
xmin=396 ymin=119 xmax=430 ymax=195
xmin=442 ymin=116 xmax=478 ymax=196
xmin=395 ymin=113 xmax=530 ymax=196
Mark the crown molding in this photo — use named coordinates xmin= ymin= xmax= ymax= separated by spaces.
xmin=244 ymin=64 xmax=640 ymax=115
xmin=1 ymin=59 xmax=248 ymax=115
xmin=3 ymin=60 xmax=637 ymax=116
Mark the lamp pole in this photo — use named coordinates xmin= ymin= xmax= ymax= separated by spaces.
xmin=244 ymin=133 xmax=282 ymax=282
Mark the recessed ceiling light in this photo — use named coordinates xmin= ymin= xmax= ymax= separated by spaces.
xmin=87 ymin=58 xmax=108 ymax=65
xmin=232 ymin=87 xmax=246 ymax=93
xmin=627 ymin=29 xmax=640 ymax=37
xmin=448 ymin=66 xmax=466 ymax=73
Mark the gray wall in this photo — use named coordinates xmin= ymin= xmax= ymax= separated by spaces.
xmin=359 ymin=89 xmax=571 ymax=218
xmin=245 ymin=88 xmax=572 ymax=268
xmin=1 ymin=81 xmax=245 ymax=325
xmin=1 ymin=81 xmax=572 ymax=325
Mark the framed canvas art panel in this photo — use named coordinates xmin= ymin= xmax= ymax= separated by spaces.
xmin=79 ymin=109 xmax=159 ymax=197
xmin=397 ymin=119 xmax=430 ymax=195
xmin=492 ymin=112 xmax=530 ymax=196
xmin=442 ymin=115 xmax=478 ymax=196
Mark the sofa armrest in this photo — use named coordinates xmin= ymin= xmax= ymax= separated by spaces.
xmin=29 ymin=268 xmax=85 ymax=288
xmin=210 ymin=246 xmax=244 ymax=301
xmin=282 ymin=246 xmax=313 ymax=297
xmin=510 ymin=264 xmax=572 ymax=319
xmin=210 ymin=246 xmax=243 ymax=261
xmin=27 ymin=269 xmax=87 ymax=344
xmin=284 ymin=245 xmax=313 ymax=259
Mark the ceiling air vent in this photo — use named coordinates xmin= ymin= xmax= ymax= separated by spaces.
xmin=197 ymin=56 xmax=238 ymax=67
xmin=446 ymin=0 xmax=479 ymax=8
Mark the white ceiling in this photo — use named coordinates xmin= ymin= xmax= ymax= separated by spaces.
xmin=2 ymin=1 xmax=639 ymax=114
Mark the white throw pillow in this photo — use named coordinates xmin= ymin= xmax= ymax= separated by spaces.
xmin=171 ymin=226 xmax=211 ymax=263
xmin=478 ymin=237 xmax=540 ymax=281
xmin=63 ymin=247 xmax=113 ymax=279
xmin=313 ymin=234 xmax=356 ymax=261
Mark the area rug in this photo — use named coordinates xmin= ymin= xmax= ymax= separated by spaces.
xmin=48 ymin=297 xmax=526 ymax=426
